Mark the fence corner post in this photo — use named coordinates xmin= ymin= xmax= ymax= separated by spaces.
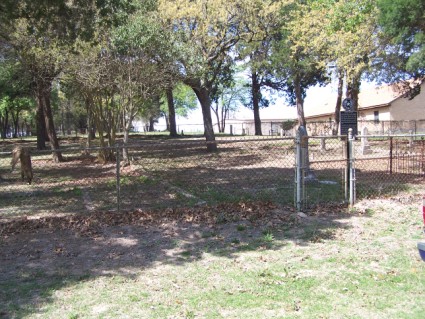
xmin=348 ymin=128 xmax=356 ymax=207
xmin=295 ymin=128 xmax=303 ymax=212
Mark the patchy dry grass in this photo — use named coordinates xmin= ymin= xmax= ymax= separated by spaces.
xmin=1 ymin=189 xmax=425 ymax=319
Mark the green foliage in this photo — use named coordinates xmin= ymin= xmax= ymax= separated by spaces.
xmin=378 ymin=0 xmax=425 ymax=75
xmin=161 ymin=84 xmax=198 ymax=118
xmin=281 ymin=120 xmax=297 ymax=131
xmin=0 ymin=0 xmax=423 ymax=145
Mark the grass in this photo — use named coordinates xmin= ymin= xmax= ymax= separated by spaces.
xmin=2 ymin=191 xmax=425 ymax=318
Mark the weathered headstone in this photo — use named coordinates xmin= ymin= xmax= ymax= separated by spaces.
xmin=361 ymin=126 xmax=372 ymax=155
xmin=320 ymin=137 xmax=326 ymax=152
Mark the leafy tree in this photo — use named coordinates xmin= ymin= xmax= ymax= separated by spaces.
xmin=112 ymin=4 xmax=177 ymax=162
xmin=211 ymin=78 xmax=247 ymax=133
xmin=290 ymin=0 xmax=379 ymax=133
xmin=272 ymin=1 xmax=329 ymax=128
xmin=139 ymin=96 xmax=162 ymax=132
xmin=0 ymin=55 xmax=34 ymax=138
xmin=377 ymin=0 xmax=425 ymax=78
xmin=158 ymin=0 xmax=275 ymax=151
xmin=0 ymin=0 xmax=136 ymax=161
xmin=374 ymin=0 xmax=425 ymax=99
xmin=161 ymin=84 xmax=198 ymax=136
xmin=236 ymin=2 xmax=284 ymax=136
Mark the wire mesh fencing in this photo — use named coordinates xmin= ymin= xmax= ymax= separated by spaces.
xmin=353 ymin=134 xmax=425 ymax=199
xmin=1 ymin=134 xmax=424 ymax=220
xmin=117 ymin=138 xmax=296 ymax=212
xmin=0 ymin=145 xmax=118 ymax=221
xmin=299 ymin=136 xmax=348 ymax=209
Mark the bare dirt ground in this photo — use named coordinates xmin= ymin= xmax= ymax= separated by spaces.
xmin=1 ymin=191 xmax=422 ymax=284
xmin=1 ymin=190 xmax=425 ymax=318
xmin=1 ymin=136 xmax=424 ymax=317
xmin=0 ymin=202 xmax=294 ymax=277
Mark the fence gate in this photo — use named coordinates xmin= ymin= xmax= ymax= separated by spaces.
xmin=295 ymin=127 xmax=350 ymax=211
xmin=296 ymin=130 xmax=425 ymax=211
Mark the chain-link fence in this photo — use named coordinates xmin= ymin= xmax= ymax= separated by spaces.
xmin=1 ymin=134 xmax=424 ymax=219
xmin=296 ymin=132 xmax=425 ymax=209
xmin=117 ymin=138 xmax=296 ymax=211
xmin=353 ymin=134 xmax=425 ymax=199
xmin=297 ymin=135 xmax=348 ymax=209
xmin=0 ymin=145 xmax=118 ymax=221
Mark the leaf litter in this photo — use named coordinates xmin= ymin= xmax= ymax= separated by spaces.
xmin=0 ymin=201 xmax=291 ymax=238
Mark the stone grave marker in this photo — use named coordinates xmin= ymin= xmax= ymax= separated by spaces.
xmin=361 ymin=126 xmax=372 ymax=155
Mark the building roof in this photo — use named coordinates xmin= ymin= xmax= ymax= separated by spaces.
xmin=304 ymin=82 xmax=412 ymax=119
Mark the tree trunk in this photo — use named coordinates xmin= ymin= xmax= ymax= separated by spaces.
xmin=192 ymin=86 xmax=217 ymax=152
xmin=295 ymin=76 xmax=315 ymax=180
xmin=0 ymin=110 xmax=9 ymax=139
xmin=122 ymin=107 xmax=136 ymax=166
xmin=122 ymin=121 xmax=131 ymax=165
xmin=36 ymin=93 xmax=47 ymax=150
xmin=166 ymin=87 xmax=178 ymax=137
xmin=211 ymin=102 xmax=222 ymax=133
xmin=85 ymin=99 xmax=93 ymax=152
xmin=220 ymin=102 xmax=226 ymax=133
xmin=42 ymin=87 xmax=63 ymax=162
xmin=346 ymin=76 xmax=361 ymax=111
xmin=11 ymin=108 xmax=20 ymax=138
xmin=333 ymin=73 xmax=344 ymax=135
xmin=252 ymin=71 xmax=262 ymax=135
xmin=295 ymin=77 xmax=306 ymax=128
xmin=149 ymin=117 xmax=155 ymax=132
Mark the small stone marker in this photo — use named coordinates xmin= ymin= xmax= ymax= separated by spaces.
xmin=409 ymin=130 xmax=414 ymax=148
xmin=361 ymin=126 xmax=372 ymax=155
xmin=320 ymin=137 xmax=326 ymax=152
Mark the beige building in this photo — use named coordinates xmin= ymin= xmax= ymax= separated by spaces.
xmin=304 ymin=81 xmax=425 ymax=135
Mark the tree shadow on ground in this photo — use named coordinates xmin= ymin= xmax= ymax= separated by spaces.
xmin=0 ymin=202 xmax=360 ymax=318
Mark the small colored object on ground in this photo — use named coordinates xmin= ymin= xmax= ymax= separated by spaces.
xmin=423 ymin=196 xmax=425 ymax=232
xmin=418 ymin=242 xmax=425 ymax=262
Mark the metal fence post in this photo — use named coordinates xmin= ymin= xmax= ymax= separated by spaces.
xmin=116 ymin=144 xmax=121 ymax=213
xmin=295 ymin=129 xmax=303 ymax=211
xmin=348 ymin=128 xmax=356 ymax=206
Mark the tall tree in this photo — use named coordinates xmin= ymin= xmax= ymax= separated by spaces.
xmin=158 ymin=0 xmax=276 ymax=151
xmin=161 ymin=84 xmax=198 ymax=136
xmin=112 ymin=4 xmax=177 ymax=161
xmin=0 ymin=0 xmax=135 ymax=161
xmin=0 ymin=53 xmax=34 ymax=138
xmin=376 ymin=0 xmax=425 ymax=91
xmin=290 ymin=0 xmax=379 ymax=133
xmin=236 ymin=2 xmax=283 ymax=136
xmin=211 ymin=78 xmax=247 ymax=133
xmin=272 ymin=1 xmax=329 ymax=128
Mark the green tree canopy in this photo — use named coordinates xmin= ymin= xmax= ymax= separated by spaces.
xmin=377 ymin=0 xmax=425 ymax=79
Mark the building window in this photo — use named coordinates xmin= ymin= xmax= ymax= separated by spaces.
xmin=374 ymin=111 xmax=379 ymax=123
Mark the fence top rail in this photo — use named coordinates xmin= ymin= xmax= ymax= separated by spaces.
xmin=303 ymin=133 xmax=425 ymax=139
xmin=120 ymin=137 xmax=295 ymax=147
xmin=0 ymin=137 xmax=297 ymax=155
xmin=355 ymin=133 xmax=425 ymax=138
xmin=0 ymin=145 xmax=117 ymax=156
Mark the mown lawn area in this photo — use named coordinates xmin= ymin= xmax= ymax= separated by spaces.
xmin=1 ymin=191 xmax=425 ymax=318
